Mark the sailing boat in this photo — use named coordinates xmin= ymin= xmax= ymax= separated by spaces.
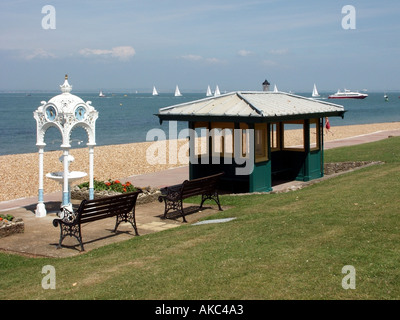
xmin=214 ymin=85 xmax=221 ymax=96
xmin=99 ymin=90 xmax=106 ymax=97
xmin=206 ymin=85 xmax=212 ymax=97
xmin=152 ymin=86 xmax=158 ymax=96
xmin=312 ymin=84 xmax=320 ymax=98
xmin=174 ymin=85 xmax=182 ymax=97
xmin=273 ymin=84 xmax=278 ymax=93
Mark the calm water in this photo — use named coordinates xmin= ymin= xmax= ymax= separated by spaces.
xmin=0 ymin=91 xmax=399 ymax=156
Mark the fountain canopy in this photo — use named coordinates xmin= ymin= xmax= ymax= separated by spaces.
xmin=34 ymin=74 xmax=98 ymax=148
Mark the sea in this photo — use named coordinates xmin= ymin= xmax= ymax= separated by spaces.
xmin=0 ymin=91 xmax=399 ymax=156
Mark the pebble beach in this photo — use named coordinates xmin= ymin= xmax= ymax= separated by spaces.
xmin=1 ymin=122 xmax=399 ymax=203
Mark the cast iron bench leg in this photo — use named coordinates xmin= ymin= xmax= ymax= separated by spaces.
xmin=200 ymin=193 xmax=223 ymax=211
xmin=57 ymin=223 xmax=84 ymax=251
xmin=114 ymin=210 xmax=139 ymax=236
xmin=179 ymin=199 xmax=187 ymax=223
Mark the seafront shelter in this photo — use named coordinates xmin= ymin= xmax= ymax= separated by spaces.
xmin=156 ymin=91 xmax=345 ymax=193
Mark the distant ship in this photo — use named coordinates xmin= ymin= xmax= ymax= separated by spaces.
xmin=328 ymin=89 xmax=368 ymax=99
xmin=99 ymin=90 xmax=106 ymax=97
xmin=312 ymin=84 xmax=320 ymax=98
xmin=152 ymin=86 xmax=158 ymax=96
xmin=174 ymin=85 xmax=182 ymax=97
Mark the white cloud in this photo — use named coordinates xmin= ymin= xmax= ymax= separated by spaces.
xmin=79 ymin=46 xmax=136 ymax=61
xmin=79 ymin=48 xmax=110 ymax=56
xmin=237 ymin=49 xmax=253 ymax=57
xmin=111 ymin=46 xmax=136 ymax=60
xmin=22 ymin=48 xmax=56 ymax=60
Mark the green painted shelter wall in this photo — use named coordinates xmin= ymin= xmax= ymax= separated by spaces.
xmin=293 ymin=149 xmax=323 ymax=181
xmin=249 ymin=160 xmax=272 ymax=192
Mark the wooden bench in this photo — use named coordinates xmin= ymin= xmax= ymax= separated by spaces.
xmin=158 ymin=173 xmax=223 ymax=222
xmin=53 ymin=190 xmax=142 ymax=251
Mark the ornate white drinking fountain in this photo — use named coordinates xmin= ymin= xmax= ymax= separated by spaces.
xmin=33 ymin=75 xmax=98 ymax=217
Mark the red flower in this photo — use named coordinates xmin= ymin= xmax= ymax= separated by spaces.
xmin=115 ymin=180 xmax=121 ymax=184
xmin=105 ymin=182 xmax=111 ymax=186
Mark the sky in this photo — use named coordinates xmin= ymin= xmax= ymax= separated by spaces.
xmin=1 ymin=0 xmax=400 ymax=93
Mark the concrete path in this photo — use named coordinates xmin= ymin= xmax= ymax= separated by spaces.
xmin=0 ymin=198 xmax=222 ymax=258
xmin=324 ymin=129 xmax=400 ymax=149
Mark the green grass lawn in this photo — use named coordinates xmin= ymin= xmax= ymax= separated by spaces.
xmin=1 ymin=137 xmax=400 ymax=300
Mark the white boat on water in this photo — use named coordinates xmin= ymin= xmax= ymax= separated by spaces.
xmin=174 ymin=85 xmax=182 ymax=97
xmin=99 ymin=90 xmax=105 ymax=97
xmin=273 ymin=84 xmax=278 ymax=93
xmin=328 ymin=89 xmax=368 ymax=99
xmin=214 ymin=85 xmax=221 ymax=96
xmin=206 ymin=85 xmax=212 ymax=97
xmin=312 ymin=84 xmax=320 ymax=98
xmin=152 ymin=86 xmax=158 ymax=96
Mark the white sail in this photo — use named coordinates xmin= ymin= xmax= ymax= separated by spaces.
xmin=273 ymin=84 xmax=278 ymax=93
xmin=206 ymin=85 xmax=212 ymax=97
xmin=152 ymin=86 xmax=158 ymax=96
xmin=99 ymin=90 xmax=105 ymax=97
xmin=214 ymin=85 xmax=221 ymax=96
xmin=174 ymin=85 xmax=182 ymax=97
xmin=312 ymin=84 xmax=320 ymax=97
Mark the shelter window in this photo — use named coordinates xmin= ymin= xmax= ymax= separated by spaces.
xmin=282 ymin=120 xmax=305 ymax=151
xmin=240 ymin=123 xmax=250 ymax=158
xmin=255 ymin=123 xmax=268 ymax=162
xmin=270 ymin=122 xmax=280 ymax=151
xmin=211 ymin=122 xmax=234 ymax=157
xmin=193 ymin=122 xmax=209 ymax=156
xmin=310 ymin=118 xmax=320 ymax=151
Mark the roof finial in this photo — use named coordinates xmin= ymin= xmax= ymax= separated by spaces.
xmin=60 ymin=74 xmax=72 ymax=94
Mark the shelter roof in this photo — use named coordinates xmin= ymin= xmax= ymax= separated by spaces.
xmin=156 ymin=91 xmax=346 ymax=123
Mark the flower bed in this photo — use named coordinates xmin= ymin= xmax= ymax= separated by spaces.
xmin=71 ymin=179 xmax=161 ymax=205
xmin=0 ymin=214 xmax=24 ymax=238
xmin=77 ymin=179 xmax=138 ymax=194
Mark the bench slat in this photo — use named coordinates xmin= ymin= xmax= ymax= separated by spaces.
xmin=80 ymin=203 xmax=136 ymax=222
xmin=84 ymin=192 xmax=139 ymax=206
xmin=81 ymin=200 xmax=134 ymax=213
xmin=80 ymin=208 xmax=131 ymax=222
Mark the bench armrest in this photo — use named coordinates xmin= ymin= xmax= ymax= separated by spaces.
xmin=158 ymin=184 xmax=183 ymax=202
xmin=53 ymin=206 xmax=78 ymax=227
